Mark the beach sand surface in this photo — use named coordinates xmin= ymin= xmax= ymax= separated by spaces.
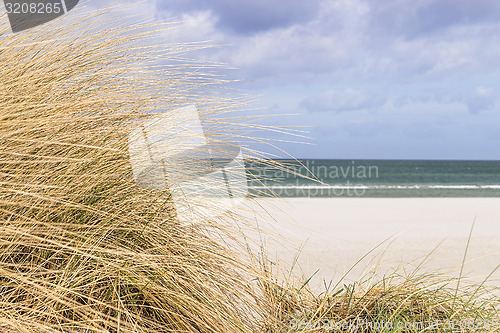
xmin=239 ymin=198 xmax=500 ymax=290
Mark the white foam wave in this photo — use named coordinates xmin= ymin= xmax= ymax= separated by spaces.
xmin=251 ymin=184 xmax=500 ymax=190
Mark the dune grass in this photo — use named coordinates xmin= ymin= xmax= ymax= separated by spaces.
xmin=261 ymin=267 xmax=499 ymax=332
xmin=0 ymin=7 xmax=498 ymax=333
xmin=0 ymin=9 xmax=270 ymax=332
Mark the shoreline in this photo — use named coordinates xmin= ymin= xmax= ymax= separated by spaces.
xmin=241 ymin=198 xmax=500 ymax=289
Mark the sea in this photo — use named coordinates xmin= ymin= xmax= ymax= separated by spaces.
xmin=245 ymin=159 xmax=500 ymax=198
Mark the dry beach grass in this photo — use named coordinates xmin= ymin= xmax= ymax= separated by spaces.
xmin=0 ymin=7 xmax=498 ymax=333
xmin=0 ymin=10 xmax=270 ymax=332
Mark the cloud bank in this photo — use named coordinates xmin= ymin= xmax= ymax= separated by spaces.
xmin=78 ymin=0 xmax=500 ymax=159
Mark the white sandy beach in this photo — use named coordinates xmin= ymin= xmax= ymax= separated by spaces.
xmin=241 ymin=198 xmax=500 ymax=290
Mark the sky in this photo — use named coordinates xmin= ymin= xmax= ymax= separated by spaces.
xmin=85 ymin=1 xmax=500 ymax=159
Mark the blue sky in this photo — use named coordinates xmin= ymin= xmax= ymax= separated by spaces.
xmin=87 ymin=0 xmax=500 ymax=159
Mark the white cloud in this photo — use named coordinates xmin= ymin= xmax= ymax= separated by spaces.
xmin=465 ymin=86 xmax=498 ymax=113
xmin=475 ymin=86 xmax=494 ymax=97
xmin=171 ymin=11 xmax=221 ymax=42
xmin=300 ymin=89 xmax=385 ymax=112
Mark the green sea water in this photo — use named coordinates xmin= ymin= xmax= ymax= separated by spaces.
xmin=245 ymin=159 xmax=500 ymax=197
